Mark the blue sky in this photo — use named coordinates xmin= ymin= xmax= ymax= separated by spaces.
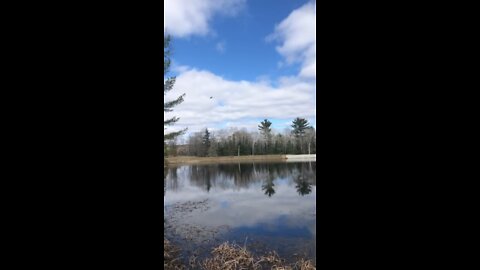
xmin=165 ymin=0 xmax=316 ymax=138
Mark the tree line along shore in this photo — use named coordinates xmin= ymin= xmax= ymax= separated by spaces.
xmin=166 ymin=154 xmax=316 ymax=165
xmin=166 ymin=154 xmax=287 ymax=165
xmin=166 ymin=118 xmax=316 ymax=158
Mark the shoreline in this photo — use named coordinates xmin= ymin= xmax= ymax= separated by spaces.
xmin=165 ymin=154 xmax=316 ymax=165
xmin=166 ymin=155 xmax=287 ymax=165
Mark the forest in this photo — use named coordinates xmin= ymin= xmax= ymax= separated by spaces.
xmin=166 ymin=118 xmax=316 ymax=157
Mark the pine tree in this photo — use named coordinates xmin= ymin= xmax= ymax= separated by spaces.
xmin=258 ymin=119 xmax=272 ymax=154
xmin=291 ymin=117 xmax=310 ymax=138
xmin=258 ymin=119 xmax=272 ymax=138
xmin=202 ymin=128 xmax=211 ymax=157
xmin=291 ymin=117 xmax=310 ymax=154
xmin=164 ymin=35 xmax=186 ymax=141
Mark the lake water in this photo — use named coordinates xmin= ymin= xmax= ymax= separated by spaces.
xmin=164 ymin=161 xmax=316 ymax=265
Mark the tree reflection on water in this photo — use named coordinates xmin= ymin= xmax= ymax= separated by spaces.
xmin=262 ymin=175 xmax=276 ymax=197
xmin=164 ymin=161 xmax=316 ymax=265
xmin=295 ymin=176 xmax=312 ymax=196
xmin=165 ymin=161 xmax=315 ymax=197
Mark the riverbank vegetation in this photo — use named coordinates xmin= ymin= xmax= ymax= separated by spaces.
xmin=164 ymin=238 xmax=315 ymax=270
xmin=166 ymin=118 xmax=316 ymax=158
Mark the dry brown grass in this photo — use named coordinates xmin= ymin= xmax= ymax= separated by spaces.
xmin=164 ymin=238 xmax=186 ymax=270
xmin=164 ymin=238 xmax=315 ymax=270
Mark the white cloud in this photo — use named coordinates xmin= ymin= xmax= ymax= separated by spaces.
xmin=268 ymin=1 xmax=316 ymax=79
xmin=164 ymin=68 xmax=316 ymax=135
xmin=164 ymin=0 xmax=246 ymax=37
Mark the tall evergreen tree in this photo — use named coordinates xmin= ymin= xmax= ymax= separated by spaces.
xmin=258 ymin=119 xmax=272 ymax=137
xmin=291 ymin=117 xmax=310 ymax=138
xmin=258 ymin=119 xmax=272 ymax=153
xmin=202 ymin=128 xmax=211 ymax=157
xmin=164 ymin=35 xmax=186 ymax=141
xmin=291 ymin=117 xmax=310 ymax=154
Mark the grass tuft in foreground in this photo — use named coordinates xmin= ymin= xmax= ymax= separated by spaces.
xmin=164 ymin=238 xmax=315 ymax=270
xmin=164 ymin=238 xmax=186 ymax=270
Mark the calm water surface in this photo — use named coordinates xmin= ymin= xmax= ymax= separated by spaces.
xmin=164 ymin=161 xmax=316 ymax=264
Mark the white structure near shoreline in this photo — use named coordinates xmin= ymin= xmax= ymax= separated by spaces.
xmin=285 ymin=154 xmax=316 ymax=162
